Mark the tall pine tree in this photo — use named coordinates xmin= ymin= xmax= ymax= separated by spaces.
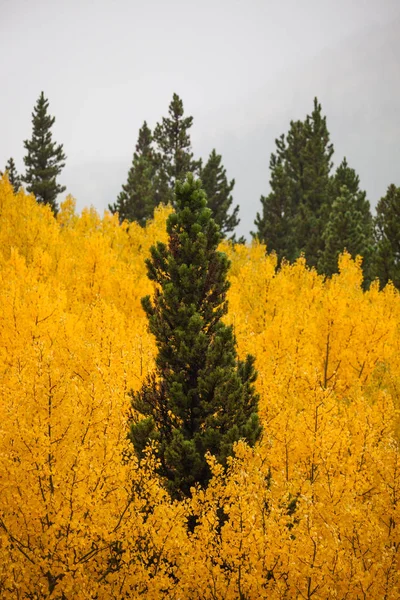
xmin=129 ymin=174 xmax=261 ymax=499
xmin=330 ymin=157 xmax=360 ymax=197
xmin=326 ymin=157 xmax=375 ymax=282
xmin=200 ymin=149 xmax=239 ymax=239
xmin=319 ymin=185 xmax=373 ymax=281
xmin=109 ymin=122 xmax=161 ymax=226
xmin=374 ymin=184 xmax=400 ymax=289
xmin=23 ymin=92 xmax=66 ymax=214
xmin=1 ymin=158 xmax=21 ymax=193
xmin=330 ymin=158 xmax=373 ymax=228
xmin=296 ymin=98 xmax=334 ymax=268
xmin=253 ymin=134 xmax=295 ymax=263
xmin=254 ymin=99 xmax=334 ymax=268
xmin=153 ymin=94 xmax=201 ymax=205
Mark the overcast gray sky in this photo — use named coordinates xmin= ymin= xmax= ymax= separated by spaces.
xmin=1 ymin=0 xmax=400 ymax=238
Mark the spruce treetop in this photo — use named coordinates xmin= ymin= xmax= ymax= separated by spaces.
xmin=253 ymin=134 xmax=295 ymax=263
xmin=328 ymin=157 xmax=374 ymax=284
xmin=254 ymin=98 xmax=334 ymax=267
xmin=332 ymin=157 xmax=360 ymax=196
xmin=153 ymin=94 xmax=201 ymax=201
xmin=331 ymin=157 xmax=371 ymax=221
xmin=2 ymin=157 xmax=21 ymax=193
xmin=297 ymin=98 xmax=334 ymax=267
xmin=109 ymin=121 xmax=160 ymax=226
xmin=23 ymin=92 xmax=66 ymax=214
xmin=319 ymin=185 xmax=372 ymax=278
xmin=201 ymin=149 xmax=240 ymax=239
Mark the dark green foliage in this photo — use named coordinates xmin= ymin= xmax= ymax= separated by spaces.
xmin=330 ymin=157 xmax=362 ymax=197
xmin=2 ymin=157 xmax=21 ymax=193
xmin=330 ymin=158 xmax=373 ymax=231
xmin=109 ymin=122 xmax=162 ymax=226
xmin=201 ymin=149 xmax=240 ymax=239
xmin=296 ymin=99 xmax=334 ymax=268
xmin=254 ymin=98 xmax=334 ymax=268
xmin=374 ymin=184 xmax=400 ymax=289
xmin=319 ymin=185 xmax=374 ymax=280
xmin=129 ymin=174 xmax=261 ymax=499
xmin=23 ymin=92 xmax=66 ymax=214
xmin=253 ymin=134 xmax=295 ymax=264
xmin=325 ymin=158 xmax=375 ymax=282
xmin=153 ymin=94 xmax=201 ymax=204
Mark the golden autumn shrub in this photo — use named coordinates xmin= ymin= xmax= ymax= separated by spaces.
xmin=0 ymin=175 xmax=399 ymax=599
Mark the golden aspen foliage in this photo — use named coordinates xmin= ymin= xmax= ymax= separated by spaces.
xmin=0 ymin=175 xmax=400 ymax=598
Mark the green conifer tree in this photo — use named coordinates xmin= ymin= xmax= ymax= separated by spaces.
xmin=374 ymin=184 xmax=400 ymax=288
xmin=153 ymin=94 xmax=201 ymax=204
xmin=296 ymin=98 xmax=334 ymax=268
xmin=253 ymin=134 xmax=296 ymax=263
xmin=254 ymin=99 xmax=334 ymax=268
xmin=326 ymin=157 xmax=375 ymax=282
xmin=330 ymin=158 xmax=372 ymax=225
xmin=129 ymin=174 xmax=261 ymax=499
xmin=2 ymin=157 xmax=21 ymax=193
xmin=23 ymin=92 xmax=66 ymax=214
xmin=319 ymin=185 xmax=373 ymax=279
xmin=330 ymin=157 xmax=360 ymax=197
xmin=200 ymin=149 xmax=239 ymax=239
xmin=109 ymin=122 xmax=161 ymax=226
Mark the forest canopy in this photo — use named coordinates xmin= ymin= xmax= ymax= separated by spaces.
xmin=0 ymin=175 xmax=400 ymax=599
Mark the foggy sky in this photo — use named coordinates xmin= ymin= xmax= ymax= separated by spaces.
xmin=1 ymin=0 xmax=400 ymax=238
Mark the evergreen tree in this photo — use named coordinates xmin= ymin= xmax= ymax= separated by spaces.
xmin=330 ymin=157 xmax=360 ymax=197
xmin=296 ymin=98 xmax=334 ymax=268
xmin=1 ymin=157 xmax=21 ymax=193
xmin=253 ymin=134 xmax=296 ymax=263
xmin=374 ymin=184 xmax=400 ymax=289
xmin=200 ymin=149 xmax=239 ymax=238
xmin=129 ymin=174 xmax=261 ymax=499
xmin=327 ymin=157 xmax=375 ymax=281
xmin=23 ymin=92 xmax=66 ymax=214
xmin=319 ymin=185 xmax=373 ymax=280
xmin=109 ymin=122 xmax=161 ymax=226
xmin=254 ymin=98 xmax=334 ymax=268
xmin=153 ymin=93 xmax=201 ymax=204
xmin=330 ymin=158 xmax=373 ymax=226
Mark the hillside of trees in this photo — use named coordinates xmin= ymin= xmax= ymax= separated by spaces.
xmin=2 ymin=92 xmax=400 ymax=289
xmin=1 ymin=172 xmax=400 ymax=598
xmin=1 ymin=90 xmax=400 ymax=598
